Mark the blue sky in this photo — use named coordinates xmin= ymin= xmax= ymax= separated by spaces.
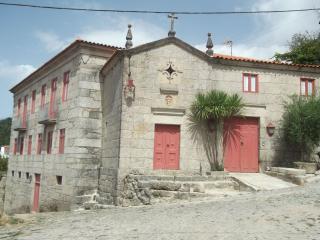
xmin=0 ymin=0 xmax=319 ymax=119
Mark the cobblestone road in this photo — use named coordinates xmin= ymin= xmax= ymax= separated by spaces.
xmin=1 ymin=182 xmax=320 ymax=240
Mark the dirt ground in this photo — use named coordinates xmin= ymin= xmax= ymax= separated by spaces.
xmin=0 ymin=182 xmax=320 ymax=240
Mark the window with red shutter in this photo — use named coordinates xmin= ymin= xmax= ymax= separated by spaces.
xmin=62 ymin=71 xmax=70 ymax=102
xmin=31 ymin=90 xmax=36 ymax=113
xmin=47 ymin=131 xmax=53 ymax=154
xmin=59 ymin=129 xmax=65 ymax=154
xmin=28 ymin=135 xmax=32 ymax=155
xmin=243 ymin=73 xmax=259 ymax=93
xmin=37 ymin=133 xmax=42 ymax=155
xmin=41 ymin=85 xmax=46 ymax=109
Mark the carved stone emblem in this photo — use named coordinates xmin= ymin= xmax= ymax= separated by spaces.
xmin=159 ymin=61 xmax=182 ymax=83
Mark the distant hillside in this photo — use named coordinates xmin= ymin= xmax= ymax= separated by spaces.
xmin=0 ymin=118 xmax=11 ymax=146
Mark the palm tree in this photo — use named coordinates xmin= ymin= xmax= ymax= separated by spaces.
xmin=188 ymin=90 xmax=244 ymax=171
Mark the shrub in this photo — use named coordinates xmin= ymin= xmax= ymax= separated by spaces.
xmin=0 ymin=157 xmax=8 ymax=172
xmin=282 ymin=95 xmax=320 ymax=162
xmin=188 ymin=90 xmax=244 ymax=171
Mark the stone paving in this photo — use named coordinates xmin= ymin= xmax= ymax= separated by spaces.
xmin=0 ymin=182 xmax=320 ymax=240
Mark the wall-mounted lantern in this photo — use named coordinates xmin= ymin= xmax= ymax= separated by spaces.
xmin=266 ymin=122 xmax=276 ymax=137
xmin=124 ymin=78 xmax=135 ymax=101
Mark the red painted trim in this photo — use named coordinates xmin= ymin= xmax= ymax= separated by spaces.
xmin=242 ymin=73 xmax=259 ymax=93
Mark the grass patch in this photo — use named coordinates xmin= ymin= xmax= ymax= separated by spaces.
xmin=0 ymin=214 xmax=24 ymax=226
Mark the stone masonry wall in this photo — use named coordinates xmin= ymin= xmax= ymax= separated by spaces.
xmin=114 ymin=43 xmax=319 ymax=183
xmin=5 ymin=47 xmax=114 ymax=214
xmin=99 ymin=58 xmax=124 ymax=205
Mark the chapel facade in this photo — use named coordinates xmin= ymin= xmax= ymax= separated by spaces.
xmin=4 ymin=29 xmax=320 ymax=213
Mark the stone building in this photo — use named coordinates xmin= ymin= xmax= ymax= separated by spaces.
xmin=4 ymin=30 xmax=320 ymax=213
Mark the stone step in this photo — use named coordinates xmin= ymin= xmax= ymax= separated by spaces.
xmin=133 ymin=173 xmax=230 ymax=182
xmin=137 ymin=179 xmax=239 ymax=193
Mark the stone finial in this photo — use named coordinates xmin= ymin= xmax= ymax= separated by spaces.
xmin=125 ymin=24 xmax=133 ymax=49
xmin=206 ymin=33 xmax=214 ymax=56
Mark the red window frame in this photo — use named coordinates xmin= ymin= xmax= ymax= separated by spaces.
xmin=31 ymin=90 xmax=36 ymax=113
xmin=17 ymin=98 xmax=21 ymax=117
xmin=59 ymin=129 xmax=65 ymax=154
xmin=47 ymin=131 xmax=53 ymax=154
xmin=37 ymin=133 xmax=42 ymax=155
xmin=41 ymin=84 xmax=46 ymax=109
xmin=300 ymin=78 xmax=315 ymax=96
xmin=242 ymin=73 xmax=259 ymax=93
xmin=19 ymin=136 xmax=24 ymax=155
xmin=62 ymin=71 xmax=70 ymax=102
xmin=27 ymin=135 xmax=32 ymax=155
xmin=14 ymin=138 xmax=18 ymax=155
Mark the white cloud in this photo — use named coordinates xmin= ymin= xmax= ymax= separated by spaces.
xmin=78 ymin=17 xmax=166 ymax=48
xmin=197 ymin=0 xmax=319 ymax=60
xmin=35 ymin=31 xmax=68 ymax=52
xmin=0 ymin=60 xmax=35 ymax=86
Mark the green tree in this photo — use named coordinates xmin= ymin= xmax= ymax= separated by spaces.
xmin=282 ymin=95 xmax=320 ymax=162
xmin=275 ymin=32 xmax=320 ymax=65
xmin=188 ymin=90 xmax=244 ymax=171
xmin=0 ymin=118 xmax=12 ymax=146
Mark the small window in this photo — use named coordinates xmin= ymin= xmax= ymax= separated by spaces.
xmin=28 ymin=135 xmax=32 ymax=155
xmin=18 ymin=171 xmax=21 ymax=178
xmin=26 ymin=172 xmax=30 ymax=179
xmin=37 ymin=133 xmax=43 ymax=155
xmin=300 ymin=78 xmax=315 ymax=96
xmin=56 ymin=175 xmax=62 ymax=185
xmin=12 ymin=171 xmax=14 ymax=177
xmin=31 ymin=90 xmax=36 ymax=113
xmin=59 ymin=129 xmax=65 ymax=154
xmin=243 ymin=73 xmax=258 ymax=93
xmin=41 ymin=84 xmax=46 ymax=109
xmin=47 ymin=131 xmax=53 ymax=154
xmin=62 ymin=71 xmax=70 ymax=102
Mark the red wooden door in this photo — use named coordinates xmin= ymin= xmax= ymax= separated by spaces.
xmin=154 ymin=124 xmax=180 ymax=170
xmin=32 ymin=174 xmax=41 ymax=212
xmin=224 ymin=118 xmax=259 ymax=172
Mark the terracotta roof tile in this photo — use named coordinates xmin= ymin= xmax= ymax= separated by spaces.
xmin=212 ymin=53 xmax=320 ymax=69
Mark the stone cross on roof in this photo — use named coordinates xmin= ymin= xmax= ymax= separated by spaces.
xmin=168 ymin=13 xmax=178 ymax=37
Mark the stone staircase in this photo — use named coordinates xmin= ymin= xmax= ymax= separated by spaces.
xmin=118 ymin=173 xmax=245 ymax=207
xmin=73 ymin=172 xmax=249 ymax=210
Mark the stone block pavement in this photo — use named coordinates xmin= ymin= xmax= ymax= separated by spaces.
xmin=0 ymin=181 xmax=320 ymax=240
